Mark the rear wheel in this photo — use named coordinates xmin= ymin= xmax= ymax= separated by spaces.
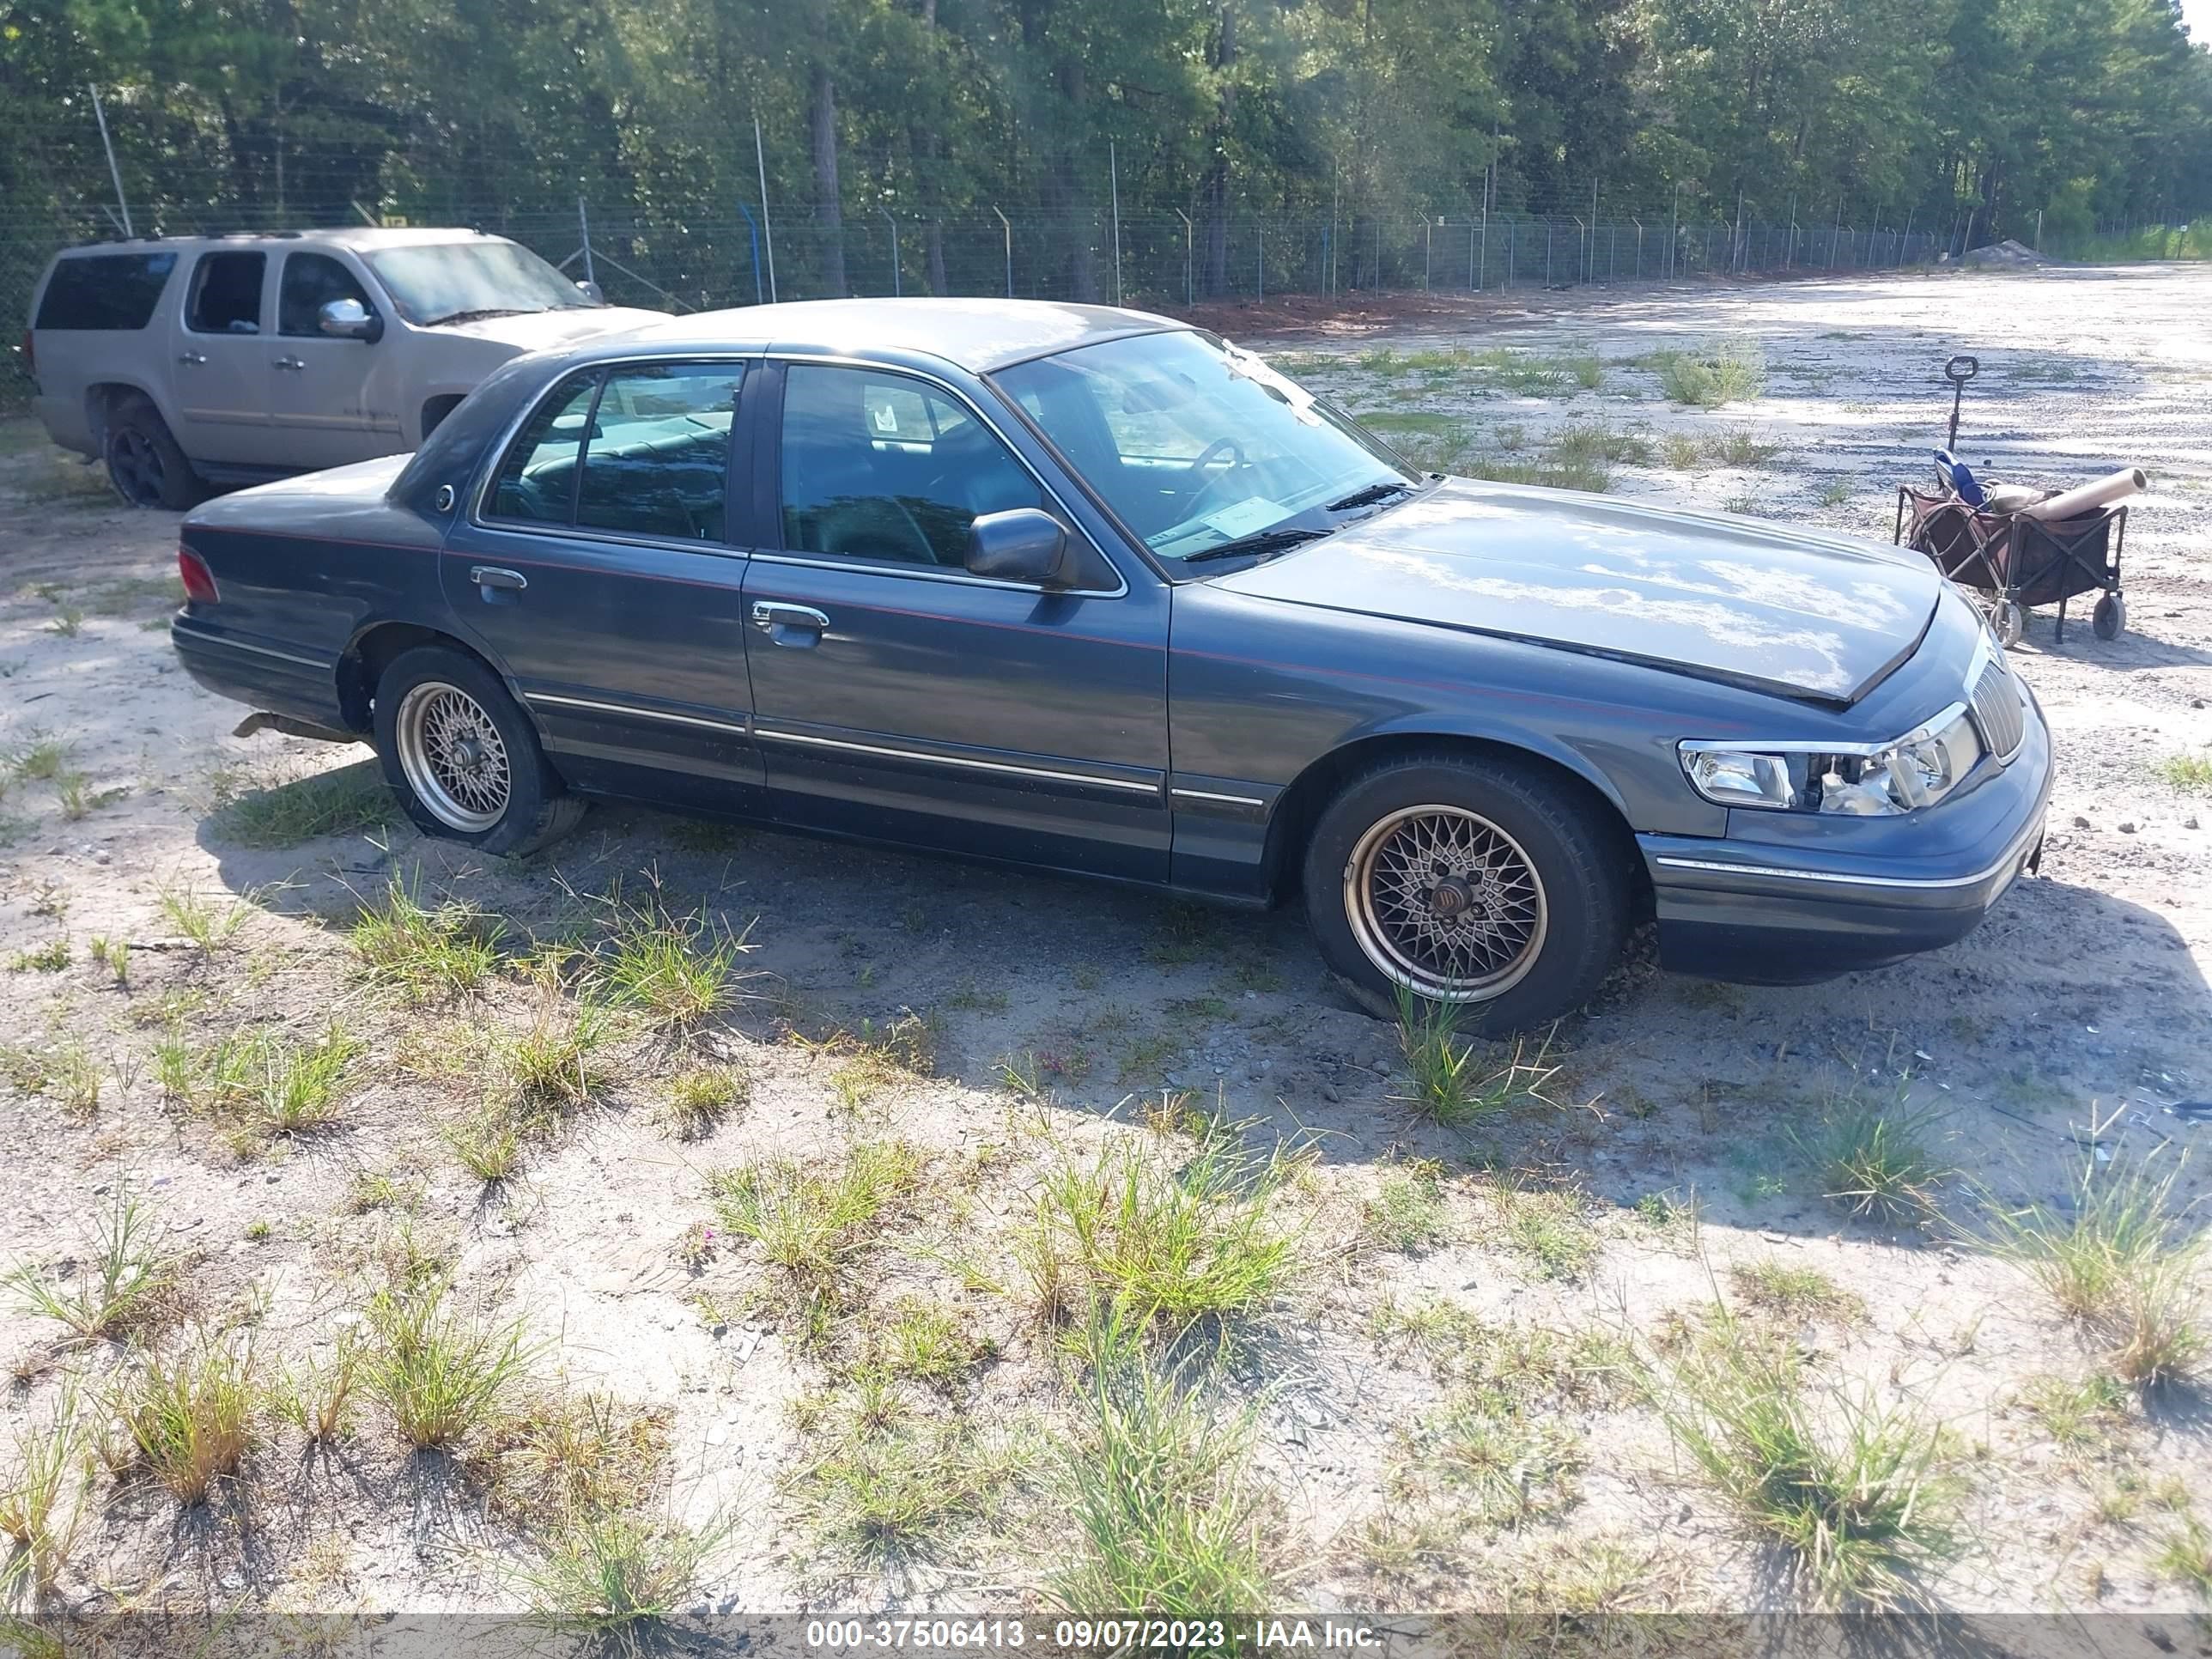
xmin=2092 ymin=592 xmax=2125 ymax=641
xmin=1302 ymin=754 xmax=1632 ymax=1032
xmin=104 ymin=398 xmax=200 ymax=510
xmin=372 ymin=645 xmax=582 ymax=856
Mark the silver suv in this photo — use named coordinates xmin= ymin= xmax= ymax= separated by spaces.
xmin=23 ymin=227 xmax=662 ymax=507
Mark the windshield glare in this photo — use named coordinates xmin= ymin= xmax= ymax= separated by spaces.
xmin=994 ymin=330 xmax=1411 ymax=563
xmin=366 ymin=240 xmax=598 ymax=325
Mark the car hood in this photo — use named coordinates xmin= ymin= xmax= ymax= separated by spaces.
xmin=1210 ymin=479 xmax=1943 ymax=703
xmin=424 ymin=305 xmax=664 ymax=351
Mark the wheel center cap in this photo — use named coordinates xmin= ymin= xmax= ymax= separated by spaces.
xmin=454 ymin=736 xmax=484 ymax=770
xmin=1427 ymin=877 xmax=1473 ymax=919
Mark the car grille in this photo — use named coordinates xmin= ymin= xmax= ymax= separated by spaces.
xmin=1969 ymin=655 xmax=2026 ymax=761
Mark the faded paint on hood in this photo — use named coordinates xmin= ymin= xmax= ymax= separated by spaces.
xmin=1210 ymin=478 xmax=1942 ymax=703
xmin=426 ymin=305 xmax=665 ymax=352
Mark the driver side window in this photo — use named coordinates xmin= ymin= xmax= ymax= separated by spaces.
xmin=778 ymin=364 xmax=1040 ymax=568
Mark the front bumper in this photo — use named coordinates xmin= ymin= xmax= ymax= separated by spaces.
xmin=1639 ymin=688 xmax=2053 ymax=985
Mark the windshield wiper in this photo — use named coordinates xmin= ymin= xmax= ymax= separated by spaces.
xmin=422 ymin=306 xmax=540 ymax=327
xmin=1181 ymin=526 xmax=1332 ymax=566
xmin=1328 ymin=479 xmax=1418 ymax=513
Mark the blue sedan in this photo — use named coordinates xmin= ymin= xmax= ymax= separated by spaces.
xmin=171 ymin=299 xmax=2051 ymax=1030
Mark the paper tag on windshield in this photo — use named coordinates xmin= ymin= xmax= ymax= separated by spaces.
xmin=1201 ymin=497 xmax=1286 ymax=539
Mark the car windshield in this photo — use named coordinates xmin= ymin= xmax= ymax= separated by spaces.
xmin=994 ymin=329 xmax=1413 ymax=565
xmin=365 ymin=240 xmax=599 ymax=326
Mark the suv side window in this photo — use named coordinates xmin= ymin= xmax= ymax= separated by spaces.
xmin=34 ymin=252 xmax=177 ymax=331
xmin=185 ymin=251 xmax=266 ymax=334
xmin=576 ymin=364 xmax=744 ymax=541
xmin=779 ymin=364 xmax=1040 ymax=568
xmin=489 ymin=371 xmax=599 ymax=523
xmin=278 ymin=252 xmax=373 ymax=337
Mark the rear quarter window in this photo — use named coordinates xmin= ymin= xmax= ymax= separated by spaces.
xmin=33 ymin=252 xmax=178 ymax=331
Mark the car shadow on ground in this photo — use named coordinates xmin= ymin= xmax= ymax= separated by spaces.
xmin=198 ymin=764 xmax=2212 ymax=1255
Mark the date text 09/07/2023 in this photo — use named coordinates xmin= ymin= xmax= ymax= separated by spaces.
xmin=804 ymin=1619 xmax=1386 ymax=1650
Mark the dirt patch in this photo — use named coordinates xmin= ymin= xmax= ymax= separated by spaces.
xmin=1 ymin=264 xmax=2209 ymax=1634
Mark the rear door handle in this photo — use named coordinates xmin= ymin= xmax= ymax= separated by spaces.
xmin=177 ymin=351 xmax=207 ymax=366
xmin=272 ymin=355 xmax=306 ymax=372
xmin=750 ymin=601 xmax=829 ymax=647
xmin=470 ymin=566 xmax=528 ymax=592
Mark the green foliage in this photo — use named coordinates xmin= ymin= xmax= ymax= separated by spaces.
xmin=364 ymin=1278 xmax=535 ymax=1450
xmin=112 ymin=1332 xmax=258 ymax=1505
xmin=350 ymin=874 xmax=504 ymax=1001
xmin=4 ymin=1189 xmax=179 ymax=1340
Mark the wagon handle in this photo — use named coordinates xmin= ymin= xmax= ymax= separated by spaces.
xmin=1943 ymin=354 xmax=1978 ymax=450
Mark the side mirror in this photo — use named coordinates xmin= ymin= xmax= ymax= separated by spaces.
xmin=319 ymin=297 xmax=380 ymax=343
xmin=965 ymin=507 xmax=1072 ymax=586
xmin=576 ymin=279 xmax=605 ymax=304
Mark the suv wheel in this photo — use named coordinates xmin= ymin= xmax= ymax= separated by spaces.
xmin=104 ymin=398 xmax=201 ymax=510
xmin=1302 ymin=753 xmax=1632 ymax=1032
xmin=372 ymin=645 xmax=583 ymax=856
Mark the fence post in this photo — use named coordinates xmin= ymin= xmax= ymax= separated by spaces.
xmin=1507 ymin=218 xmax=1514 ymax=289
xmin=1590 ymin=179 xmax=1600 ymax=283
xmin=577 ymin=198 xmax=596 ymax=290
xmin=88 ymin=83 xmax=133 ymax=238
xmin=879 ymin=208 xmax=899 ymax=296
xmin=1668 ymin=184 xmax=1680 ymax=280
xmin=1109 ymin=141 xmax=1123 ymax=307
xmin=1257 ymin=219 xmax=1264 ymax=301
xmin=752 ymin=117 xmax=778 ymax=303
xmin=1424 ymin=217 xmax=1432 ymax=290
xmin=993 ymin=205 xmax=1012 ymax=297
xmin=737 ymin=202 xmax=764 ymax=303
xmin=2035 ymin=209 xmax=2043 ymax=251
xmin=1478 ymin=199 xmax=1488 ymax=290
xmin=1174 ymin=209 xmax=1193 ymax=307
xmin=1634 ymin=219 xmax=1643 ymax=279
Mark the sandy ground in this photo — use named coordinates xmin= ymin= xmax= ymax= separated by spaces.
xmin=0 ymin=264 xmax=2208 ymax=1640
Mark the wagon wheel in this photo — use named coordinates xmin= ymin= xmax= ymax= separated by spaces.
xmin=2092 ymin=592 xmax=2126 ymax=641
xmin=1990 ymin=599 xmax=2027 ymax=649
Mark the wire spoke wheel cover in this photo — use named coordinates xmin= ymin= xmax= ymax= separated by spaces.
xmin=1343 ymin=803 xmax=1548 ymax=1001
xmin=394 ymin=681 xmax=512 ymax=831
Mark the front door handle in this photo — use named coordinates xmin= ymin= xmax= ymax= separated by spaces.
xmin=470 ymin=566 xmax=528 ymax=593
xmin=177 ymin=351 xmax=207 ymax=366
xmin=750 ymin=601 xmax=830 ymax=647
xmin=272 ymin=355 xmax=306 ymax=372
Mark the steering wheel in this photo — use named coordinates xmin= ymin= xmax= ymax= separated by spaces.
xmin=1176 ymin=437 xmax=1248 ymax=513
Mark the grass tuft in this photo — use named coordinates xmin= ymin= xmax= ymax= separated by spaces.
xmin=517 ymin=1509 xmax=729 ymax=1648
xmin=588 ymin=893 xmax=756 ymax=1031
xmin=112 ymin=1331 xmax=257 ymax=1505
xmin=2155 ymin=751 xmax=2212 ymax=794
xmin=1020 ymin=1127 xmax=1304 ymax=1338
xmin=350 ymin=874 xmax=505 ymax=1001
xmin=1979 ymin=1152 xmax=2206 ymax=1387
xmin=1793 ymin=1099 xmax=1949 ymax=1224
xmin=708 ymin=1141 xmax=923 ymax=1313
xmin=0 ymin=1383 xmax=89 ymax=1598
xmin=1641 ymin=338 xmax=1767 ymax=406
xmin=1365 ymin=1161 xmax=1452 ymax=1254
xmin=4 ymin=1188 xmax=179 ymax=1340
xmin=1729 ymin=1259 xmax=1865 ymax=1324
xmin=1650 ymin=1306 xmax=1961 ymax=1607
xmin=665 ymin=1065 xmax=747 ymax=1139
xmin=214 ymin=760 xmax=393 ymax=848
xmin=1050 ymin=1315 xmax=1276 ymax=1613
xmin=363 ymin=1278 xmax=535 ymax=1450
xmin=1393 ymin=991 xmax=1558 ymax=1126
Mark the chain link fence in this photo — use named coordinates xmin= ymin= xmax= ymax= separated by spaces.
xmin=3 ymin=179 xmax=1942 ymax=411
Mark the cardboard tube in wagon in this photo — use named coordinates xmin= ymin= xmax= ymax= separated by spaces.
xmin=2020 ymin=467 xmax=2148 ymax=520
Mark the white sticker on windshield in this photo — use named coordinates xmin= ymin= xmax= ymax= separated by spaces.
xmin=1201 ymin=496 xmax=1287 ymax=539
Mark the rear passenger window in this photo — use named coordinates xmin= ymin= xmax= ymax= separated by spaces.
xmin=577 ymin=365 xmax=743 ymax=540
xmin=34 ymin=252 xmax=177 ymax=331
xmin=185 ymin=251 xmax=265 ymax=334
xmin=278 ymin=252 xmax=373 ymax=336
xmin=489 ymin=372 xmax=599 ymax=522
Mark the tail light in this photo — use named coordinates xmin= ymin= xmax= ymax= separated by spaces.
xmin=178 ymin=545 xmax=219 ymax=605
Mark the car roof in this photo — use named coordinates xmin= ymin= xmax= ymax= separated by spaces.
xmin=56 ymin=227 xmax=511 ymax=257
xmin=601 ymin=297 xmax=1188 ymax=374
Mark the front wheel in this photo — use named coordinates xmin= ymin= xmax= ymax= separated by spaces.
xmin=1302 ymin=754 xmax=1632 ymax=1033
xmin=372 ymin=645 xmax=582 ymax=856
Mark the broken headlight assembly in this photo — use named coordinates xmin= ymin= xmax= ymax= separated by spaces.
xmin=1678 ymin=703 xmax=1984 ymax=817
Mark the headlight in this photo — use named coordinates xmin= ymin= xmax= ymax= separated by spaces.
xmin=1679 ymin=705 xmax=1983 ymax=817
